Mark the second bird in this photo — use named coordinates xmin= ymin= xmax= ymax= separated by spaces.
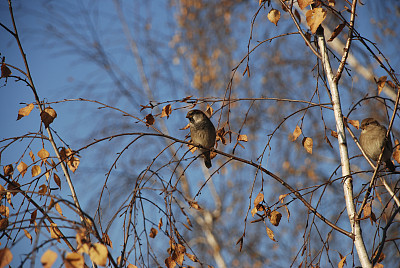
xmin=186 ymin=109 xmax=216 ymax=168
xmin=359 ymin=117 xmax=395 ymax=171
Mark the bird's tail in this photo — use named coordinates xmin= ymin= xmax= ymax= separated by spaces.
xmin=203 ymin=150 xmax=212 ymax=169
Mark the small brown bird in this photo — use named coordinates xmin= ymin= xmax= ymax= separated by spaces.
xmin=186 ymin=109 xmax=216 ymax=168
xmin=359 ymin=117 xmax=395 ymax=171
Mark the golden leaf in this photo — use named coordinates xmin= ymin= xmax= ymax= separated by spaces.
xmin=64 ymin=252 xmax=84 ymax=268
xmin=68 ymin=157 xmax=80 ymax=173
xmin=17 ymin=103 xmax=34 ymax=120
xmin=292 ymin=125 xmax=302 ymax=141
xmin=302 ymin=137 xmax=313 ymax=154
xmin=149 ymin=227 xmax=158 ymax=238
xmin=348 ymin=119 xmax=359 ymax=129
xmin=189 ymin=200 xmax=202 ymax=210
xmin=205 ymin=104 xmax=213 ymax=118
xmin=24 ymin=229 xmax=33 ymax=243
xmin=269 ymin=211 xmax=282 ymax=226
xmin=29 ymin=150 xmax=35 ymax=162
xmin=328 ymin=0 xmax=335 ymax=6
xmin=50 ymin=223 xmax=62 ymax=242
xmin=127 ymin=264 xmax=138 ymax=268
xmin=158 ymin=218 xmax=163 ymax=229
xmin=306 ymin=8 xmax=327 ymax=34
xmin=0 ymin=248 xmax=13 ymax=268
xmin=17 ymin=161 xmax=28 ymax=177
xmin=298 ymin=0 xmax=314 ymax=10
xmin=338 ymin=255 xmax=347 ymax=268
xmin=38 ymin=148 xmax=50 ymax=161
xmin=267 ymin=9 xmax=281 ymax=26
xmin=393 ymin=150 xmax=400 ymax=164
xmin=55 ymin=203 xmax=64 ymax=217
xmin=331 ymin=130 xmax=338 ymax=138
xmin=161 ymin=104 xmax=172 ymax=118
xmin=41 ymin=249 xmax=58 ymax=268
xmin=172 ymin=244 xmax=186 ymax=266
xmin=30 ymin=210 xmax=37 ymax=224
xmin=251 ymin=207 xmax=258 ymax=217
xmin=32 ymin=165 xmax=41 ymax=177
xmin=238 ymin=134 xmax=248 ymax=142
xmin=254 ymin=192 xmax=264 ymax=206
xmin=145 ymin=114 xmax=155 ymax=126
xmin=40 ymin=107 xmax=57 ymax=128
xmin=0 ymin=205 xmax=9 ymax=218
xmin=102 ymin=232 xmax=113 ymax=249
xmin=89 ymin=243 xmax=108 ymax=266
xmin=185 ymin=253 xmax=199 ymax=262
xmin=266 ymin=226 xmax=277 ymax=242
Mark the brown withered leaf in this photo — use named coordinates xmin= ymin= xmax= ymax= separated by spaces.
xmin=0 ymin=218 xmax=9 ymax=231
xmin=298 ymin=0 xmax=314 ymax=10
xmin=266 ymin=226 xmax=277 ymax=242
xmin=393 ymin=150 xmax=400 ymax=164
xmin=102 ymin=232 xmax=113 ymax=249
xmin=0 ymin=205 xmax=9 ymax=218
xmin=165 ymin=256 xmax=176 ymax=268
xmin=328 ymin=23 xmax=345 ymax=42
xmin=158 ymin=218 xmax=163 ymax=229
xmin=216 ymin=127 xmax=227 ymax=145
xmin=64 ymin=252 xmax=84 ymax=268
xmin=32 ymin=165 xmax=41 ymax=177
xmin=145 ymin=114 xmax=155 ymax=126
xmin=8 ymin=180 xmax=21 ymax=196
xmin=294 ymin=9 xmax=301 ymax=23
xmin=30 ymin=210 xmax=37 ymax=224
xmin=3 ymin=164 xmax=13 ymax=176
xmin=251 ymin=207 xmax=258 ymax=217
xmin=180 ymin=95 xmax=193 ymax=103
xmin=292 ymin=125 xmax=302 ymax=141
xmin=38 ymin=184 xmax=48 ymax=195
xmin=270 ymin=211 xmax=282 ymax=226
xmin=17 ymin=161 xmax=28 ymax=177
xmin=68 ymin=156 xmax=80 ymax=173
xmin=172 ymin=244 xmax=186 ymax=266
xmin=306 ymin=8 xmax=327 ymax=34
xmin=29 ymin=150 xmax=35 ymax=162
xmin=89 ymin=243 xmax=108 ymax=266
xmin=185 ymin=253 xmax=199 ymax=263
xmin=1 ymin=62 xmax=12 ymax=78
xmin=55 ymin=202 xmax=64 ymax=217
xmin=54 ymin=173 xmax=61 ymax=189
xmin=40 ymin=107 xmax=57 ymax=128
xmin=50 ymin=223 xmax=62 ymax=242
xmin=348 ymin=119 xmax=359 ymax=129
xmin=161 ymin=104 xmax=172 ymax=118
xmin=41 ymin=249 xmax=58 ymax=268
xmin=149 ymin=227 xmax=158 ymax=238
xmin=331 ymin=130 xmax=338 ymax=138
xmin=302 ymin=137 xmax=313 ymax=154
xmin=17 ymin=103 xmax=34 ymax=120
xmin=267 ymin=9 xmax=281 ymax=26
xmin=24 ymin=229 xmax=33 ymax=244
xmin=0 ymin=248 xmax=13 ymax=268
xmin=377 ymin=76 xmax=387 ymax=95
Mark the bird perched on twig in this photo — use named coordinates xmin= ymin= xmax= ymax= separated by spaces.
xmin=186 ymin=109 xmax=216 ymax=168
xmin=359 ymin=117 xmax=395 ymax=171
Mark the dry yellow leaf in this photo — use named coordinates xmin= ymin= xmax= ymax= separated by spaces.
xmin=50 ymin=223 xmax=62 ymax=242
xmin=127 ymin=264 xmax=138 ymax=268
xmin=54 ymin=173 xmax=61 ymax=189
xmin=302 ymin=137 xmax=313 ymax=154
xmin=55 ymin=203 xmax=64 ymax=217
xmin=173 ymin=244 xmax=186 ymax=266
xmin=306 ymin=8 xmax=327 ymax=34
xmin=17 ymin=161 xmax=28 ymax=177
xmin=165 ymin=256 xmax=176 ymax=268
xmin=292 ymin=125 xmax=302 ymax=141
xmin=38 ymin=184 xmax=48 ymax=195
xmin=254 ymin=192 xmax=264 ymax=206
xmin=266 ymin=226 xmax=277 ymax=242
xmin=17 ymin=103 xmax=34 ymax=120
xmin=161 ymin=104 xmax=172 ymax=118
xmin=41 ymin=249 xmax=58 ymax=268
xmin=298 ymin=0 xmax=314 ymax=10
xmin=348 ymin=119 xmax=359 ymax=129
xmin=338 ymin=255 xmax=347 ymax=268
xmin=251 ymin=207 xmax=258 ymax=217
xmin=3 ymin=164 xmax=13 ymax=176
xmin=158 ymin=218 xmax=163 ymax=230
xmin=64 ymin=252 xmax=84 ymax=268
xmin=189 ymin=200 xmax=202 ymax=210
xmin=0 ymin=205 xmax=9 ymax=218
xmin=393 ymin=150 xmax=400 ymax=164
xmin=41 ymin=107 xmax=57 ymax=128
xmin=0 ymin=218 xmax=9 ymax=231
xmin=29 ymin=150 xmax=35 ymax=162
xmin=89 ymin=243 xmax=108 ymax=266
xmin=24 ymin=229 xmax=33 ymax=243
xmin=32 ymin=165 xmax=41 ymax=177
xmin=68 ymin=157 xmax=80 ymax=173
xmin=0 ymin=248 xmax=13 ymax=268
xmin=328 ymin=23 xmax=345 ymax=42
xmin=267 ymin=9 xmax=281 ymax=26
xmin=185 ymin=252 xmax=199 ymax=262
xmin=205 ymin=104 xmax=213 ymax=118
xmin=38 ymin=148 xmax=50 ymax=161
xmin=238 ymin=134 xmax=248 ymax=142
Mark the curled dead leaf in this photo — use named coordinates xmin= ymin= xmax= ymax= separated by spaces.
xmin=269 ymin=211 xmax=282 ymax=226
xmin=254 ymin=192 xmax=264 ymax=206
xmin=298 ymin=0 xmax=314 ymax=10
xmin=149 ymin=227 xmax=158 ymax=238
xmin=306 ymin=8 xmax=327 ymax=34
xmin=40 ymin=107 xmax=57 ymax=128
xmin=3 ymin=164 xmax=13 ymax=177
xmin=145 ymin=114 xmax=155 ymax=126
xmin=328 ymin=23 xmax=345 ymax=42
xmin=267 ymin=8 xmax=281 ymax=26
xmin=1 ymin=63 xmax=12 ymax=78
xmin=161 ymin=104 xmax=172 ymax=118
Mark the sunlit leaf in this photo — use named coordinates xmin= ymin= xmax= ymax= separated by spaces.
xmin=338 ymin=254 xmax=347 ymax=268
xmin=64 ymin=252 xmax=84 ymax=268
xmin=17 ymin=103 xmax=34 ymax=120
xmin=348 ymin=119 xmax=359 ymax=129
xmin=38 ymin=148 xmax=50 ymax=161
xmin=328 ymin=23 xmax=345 ymax=42
xmin=254 ymin=192 xmax=264 ymax=206
xmin=50 ymin=223 xmax=61 ymax=242
xmin=41 ymin=249 xmax=58 ymax=268
xmin=302 ymin=137 xmax=313 ymax=154
xmin=238 ymin=134 xmax=248 ymax=142
xmin=298 ymin=0 xmax=314 ymax=10
xmin=24 ymin=229 xmax=33 ymax=244
xmin=89 ymin=243 xmax=108 ymax=266
xmin=16 ymin=161 xmax=28 ymax=177
xmin=161 ymin=104 xmax=172 ymax=118
xmin=266 ymin=226 xmax=277 ymax=242
xmin=292 ymin=125 xmax=302 ymax=141
xmin=270 ymin=211 xmax=282 ymax=226
xmin=3 ymin=164 xmax=13 ymax=177
xmin=377 ymin=76 xmax=387 ymax=95
xmin=267 ymin=8 xmax=281 ymax=26
xmin=38 ymin=184 xmax=48 ymax=195
xmin=40 ymin=107 xmax=57 ymax=128
xmin=0 ymin=248 xmax=13 ymax=268
xmin=306 ymin=8 xmax=327 ymax=34
xmin=0 ymin=206 xmax=9 ymax=218
xmin=32 ymin=165 xmax=41 ymax=177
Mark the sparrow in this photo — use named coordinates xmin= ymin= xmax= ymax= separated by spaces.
xmin=186 ymin=109 xmax=216 ymax=168
xmin=359 ymin=117 xmax=395 ymax=171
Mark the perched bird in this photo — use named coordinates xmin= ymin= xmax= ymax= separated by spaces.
xmin=359 ymin=117 xmax=395 ymax=171
xmin=186 ymin=109 xmax=216 ymax=168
